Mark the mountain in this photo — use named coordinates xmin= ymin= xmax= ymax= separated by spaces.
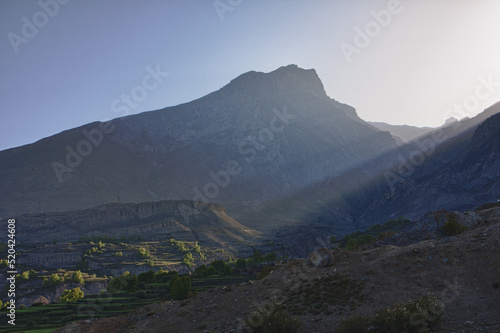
xmin=342 ymin=105 xmax=500 ymax=226
xmin=368 ymin=121 xmax=434 ymax=142
xmin=0 ymin=65 xmax=400 ymax=222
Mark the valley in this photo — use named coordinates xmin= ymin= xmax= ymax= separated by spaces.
xmin=1 ymin=65 xmax=499 ymax=332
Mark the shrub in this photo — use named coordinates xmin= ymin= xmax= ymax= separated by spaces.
xmin=250 ymin=306 xmax=302 ymax=333
xmin=192 ymin=241 xmax=201 ymax=254
xmin=441 ymin=216 xmax=467 ymax=236
xmin=223 ymin=264 xmax=233 ymax=275
xmin=138 ymin=270 xmax=156 ymax=284
xmin=43 ymin=273 xmax=62 ymax=287
xmin=345 ymin=238 xmax=359 ymax=251
xmin=235 ymin=258 xmax=247 ymax=269
xmin=182 ymin=252 xmax=194 ymax=268
xmin=138 ymin=247 xmax=150 ymax=258
xmin=60 ymin=287 xmax=84 ymax=304
xmin=107 ymin=272 xmax=138 ymax=292
xmin=210 ymin=259 xmax=226 ymax=274
xmin=207 ymin=266 xmax=216 ymax=276
xmin=337 ymin=295 xmax=444 ymax=333
xmin=70 ymin=270 xmax=85 ymax=284
xmin=194 ymin=265 xmax=208 ymax=277
xmin=169 ymin=276 xmax=191 ymax=300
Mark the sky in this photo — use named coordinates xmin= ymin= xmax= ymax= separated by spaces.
xmin=1 ymin=0 xmax=500 ymax=151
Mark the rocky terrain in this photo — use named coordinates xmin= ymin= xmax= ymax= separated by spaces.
xmin=12 ymin=200 xmax=260 ymax=250
xmin=54 ymin=205 xmax=500 ymax=333
xmin=0 ymin=65 xmax=400 ymax=220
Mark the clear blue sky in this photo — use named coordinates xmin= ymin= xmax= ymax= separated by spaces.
xmin=1 ymin=0 xmax=499 ymax=150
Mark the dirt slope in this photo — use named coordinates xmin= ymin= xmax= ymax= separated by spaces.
xmin=56 ymin=208 xmax=500 ymax=333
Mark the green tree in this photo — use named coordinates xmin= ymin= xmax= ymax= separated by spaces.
xmin=138 ymin=247 xmax=150 ymax=258
xmin=71 ymin=270 xmax=85 ymax=284
xmin=223 ymin=264 xmax=233 ymax=275
xmin=210 ymin=259 xmax=226 ymax=274
xmin=194 ymin=265 xmax=208 ymax=277
xmin=192 ymin=241 xmax=201 ymax=254
xmin=138 ymin=270 xmax=156 ymax=284
xmin=169 ymin=276 xmax=191 ymax=300
xmin=183 ymin=252 xmax=194 ymax=268
xmin=43 ymin=273 xmax=62 ymax=287
xmin=345 ymin=238 xmax=359 ymax=251
xmin=235 ymin=258 xmax=247 ymax=269
xmin=107 ymin=272 xmax=138 ymax=292
xmin=60 ymin=287 xmax=84 ymax=304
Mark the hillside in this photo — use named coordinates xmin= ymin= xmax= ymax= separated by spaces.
xmin=0 ymin=65 xmax=399 ymax=219
xmin=11 ymin=200 xmax=260 ymax=251
xmin=54 ymin=205 xmax=500 ymax=333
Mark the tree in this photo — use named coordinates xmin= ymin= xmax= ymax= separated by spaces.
xmin=138 ymin=270 xmax=156 ymax=284
xmin=43 ymin=273 xmax=62 ymax=287
xmin=107 ymin=272 xmax=138 ymax=292
xmin=192 ymin=241 xmax=201 ymax=254
xmin=223 ymin=264 xmax=233 ymax=275
xmin=71 ymin=270 xmax=85 ymax=284
xmin=169 ymin=276 xmax=191 ymax=300
xmin=183 ymin=252 xmax=194 ymax=268
xmin=235 ymin=258 xmax=247 ymax=269
xmin=138 ymin=247 xmax=150 ymax=258
xmin=345 ymin=238 xmax=359 ymax=251
xmin=194 ymin=265 xmax=208 ymax=277
xmin=60 ymin=287 xmax=84 ymax=304
xmin=210 ymin=259 xmax=226 ymax=274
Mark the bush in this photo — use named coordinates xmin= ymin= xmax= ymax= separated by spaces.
xmin=138 ymin=247 xmax=150 ymax=258
xmin=345 ymin=238 xmax=359 ymax=251
xmin=207 ymin=266 xmax=216 ymax=276
xmin=235 ymin=258 xmax=247 ymax=269
xmin=337 ymin=295 xmax=444 ymax=333
xmin=70 ymin=270 xmax=85 ymax=284
xmin=107 ymin=272 xmax=138 ymax=292
xmin=250 ymin=306 xmax=302 ymax=333
xmin=43 ymin=273 xmax=63 ymax=287
xmin=138 ymin=270 xmax=156 ymax=284
xmin=194 ymin=265 xmax=208 ymax=277
xmin=441 ymin=216 xmax=467 ymax=236
xmin=223 ymin=264 xmax=233 ymax=275
xmin=169 ymin=276 xmax=191 ymax=300
xmin=210 ymin=259 xmax=226 ymax=274
xmin=60 ymin=287 xmax=84 ymax=304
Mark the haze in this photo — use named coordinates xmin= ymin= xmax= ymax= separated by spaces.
xmin=1 ymin=0 xmax=499 ymax=150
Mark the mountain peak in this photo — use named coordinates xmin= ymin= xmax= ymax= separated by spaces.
xmin=224 ymin=64 xmax=327 ymax=98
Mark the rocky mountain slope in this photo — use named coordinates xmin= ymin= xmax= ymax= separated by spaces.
xmin=0 ymin=65 xmax=399 ymax=220
xmin=12 ymin=200 xmax=260 ymax=252
xmin=55 ymin=205 xmax=500 ymax=333
xmin=368 ymin=121 xmax=434 ymax=142
xmin=287 ymin=103 xmax=500 ymax=232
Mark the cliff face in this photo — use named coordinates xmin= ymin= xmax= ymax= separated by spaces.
xmin=11 ymin=200 xmax=260 ymax=249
